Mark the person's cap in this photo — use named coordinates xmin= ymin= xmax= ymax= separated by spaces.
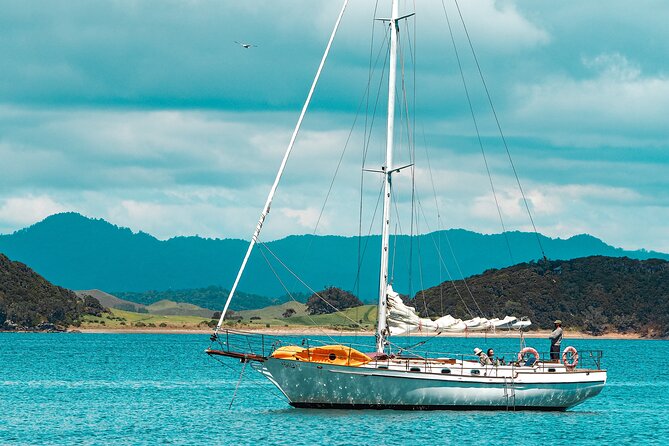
xmin=473 ymin=348 xmax=482 ymax=355
xmin=554 ymin=319 xmax=562 ymax=325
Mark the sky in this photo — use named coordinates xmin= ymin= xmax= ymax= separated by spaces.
xmin=0 ymin=0 xmax=668 ymax=252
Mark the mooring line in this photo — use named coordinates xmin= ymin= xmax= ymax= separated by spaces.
xmin=228 ymin=359 xmax=248 ymax=410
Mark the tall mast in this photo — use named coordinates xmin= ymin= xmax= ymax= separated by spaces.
xmin=375 ymin=0 xmax=400 ymax=354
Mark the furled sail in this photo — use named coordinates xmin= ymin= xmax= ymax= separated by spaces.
xmin=385 ymin=285 xmax=531 ymax=336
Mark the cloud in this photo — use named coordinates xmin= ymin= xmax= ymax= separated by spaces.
xmin=512 ymin=53 xmax=669 ymax=146
xmin=0 ymin=1 xmax=667 ymax=255
xmin=0 ymin=1 xmax=550 ymax=113
xmin=0 ymin=195 xmax=67 ymax=232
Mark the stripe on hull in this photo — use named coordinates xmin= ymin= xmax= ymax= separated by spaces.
xmin=290 ymin=402 xmax=568 ymax=411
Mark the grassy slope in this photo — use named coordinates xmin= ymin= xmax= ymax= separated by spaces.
xmin=146 ymin=300 xmax=215 ymax=317
xmin=237 ymin=302 xmax=309 ymax=319
xmin=81 ymin=308 xmax=213 ymax=329
xmin=237 ymin=304 xmax=377 ymax=329
xmin=80 ymin=305 xmax=378 ymax=330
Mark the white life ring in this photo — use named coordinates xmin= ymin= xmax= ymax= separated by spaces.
xmin=562 ymin=346 xmax=579 ymax=369
xmin=517 ymin=347 xmax=540 ymax=364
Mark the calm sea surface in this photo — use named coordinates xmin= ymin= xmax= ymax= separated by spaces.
xmin=1 ymin=333 xmax=667 ymax=445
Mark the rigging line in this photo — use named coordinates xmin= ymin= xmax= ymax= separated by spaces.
xmin=441 ymin=0 xmax=514 ymax=264
xmin=383 ymin=16 xmax=414 ymax=290
xmin=404 ymin=15 xmax=418 ymax=302
xmin=415 ymin=195 xmax=481 ymax=316
xmin=453 ymin=0 xmax=547 ymax=260
xmin=422 ymin=128 xmax=444 ymax=315
xmin=360 ymin=0 xmax=382 ymax=278
xmin=363 ymin=0 xmax=381 ymax=161
xmin=299 ymin=12 xmax=391 ymax=292
xmin=287 ymin=62 xmax=379 ymax=301
xmin=357 ymin=25 xmax=391 ymax=296
xmin=396 ymin=327 xmax=450 ymax=352
xmin=396 ymin=21 xmax=415 ymax=168
xmin=216 ymin=0 xmax=351 ymax=327
xmin=256 ymin=243 xmax=341 ymax=343
xmin=228 ymin=359 xmax=247 ymax=410
xmin=390 ymin=222 xmax=398 ymax=284
xmin=307 ymin=36 xmax=386 ymax=250
xmin=414 ymin=195 xmax=477 ymax=318
xmin=209 ymin=355 xmax=285 ymax=403
xmin=421 ymin=127 xmax=444 ymax=316
xmin=279 ymin=16 xmax=390 ymax=310
xmin=367 ymin=26 xmax=391 ymax=163
xmin=384 ymin=27 xmax=407 ymax=290
xmin=358 ymin=0 xmax=381 ymax=310
xmin=351 ymin=179 xmax=386 ymax=299
xmin=414 ymin=183 xmax=484 ymax=318
xmin=414 ymin=213 xmax=431 ymax=318
xmin=259 ymin=242 xmax=365 ymax=330
xmin=389 ymin=178 xmax=407 ymax=285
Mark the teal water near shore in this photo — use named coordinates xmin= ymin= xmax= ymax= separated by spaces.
xmin=1 ymin=333 xmax=666 ymax=445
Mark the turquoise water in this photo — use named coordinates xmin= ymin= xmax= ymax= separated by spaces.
xmin=1 ymin=333 xmax=666 ymax=445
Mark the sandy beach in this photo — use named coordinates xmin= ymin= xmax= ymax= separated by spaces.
xmin=74 ymin=326 xmax=648 ymax=340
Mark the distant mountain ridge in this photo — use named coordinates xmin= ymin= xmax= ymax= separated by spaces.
xmin=113 ymin=286 xmax=287 ymax=312
xmin=1 ymin=212 xmax=667 ymax=303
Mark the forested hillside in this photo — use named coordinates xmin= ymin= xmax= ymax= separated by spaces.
xmin=0 ymin=253 xmax=103 ymax=330
xmin=412 ymin=256 xmax=669 ymax=336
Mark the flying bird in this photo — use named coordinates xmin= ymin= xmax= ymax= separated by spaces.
xmin=235 ymin=41 xmax=257 ymax=49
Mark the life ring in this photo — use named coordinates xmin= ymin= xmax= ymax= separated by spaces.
xmin=562 ymin=346 xmax=579 ymax=369
xmin=517 ymin=347 xmax=540 ymax=364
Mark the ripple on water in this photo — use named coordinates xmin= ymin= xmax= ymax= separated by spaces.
xmin=0 ymin=334 xmax=667 ymax=445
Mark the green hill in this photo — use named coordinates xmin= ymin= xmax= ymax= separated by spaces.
xmin=412 ymin=256 xmax=669 ymax=337
xmin=234 ymin=303 xmax=377 ymax=330
xmin=145 ymin=299 xmax=215 ymax=318
xmin=75 ymin=289 xmax=148 ymax=313
xmin=237 ymin=301 xmax=309 ymax=320
xmin=0 ymin=253 xmax=103 ymax=330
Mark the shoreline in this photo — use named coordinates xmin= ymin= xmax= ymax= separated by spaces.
xmin=67 ymin=327 xmax=654 ymax=340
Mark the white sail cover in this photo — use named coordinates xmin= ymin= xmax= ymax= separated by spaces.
xmin=386 ymin=285 xmax=531 ymax=336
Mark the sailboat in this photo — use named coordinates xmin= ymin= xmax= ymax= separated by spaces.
xmin=207 ymin=0 xmax=606 ymax=410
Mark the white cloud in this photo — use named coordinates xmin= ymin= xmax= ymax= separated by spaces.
xmin=0 ymin=2 xmax=667 ymax=255
xmin=582 ymin=53 xmax=641 ymax=81
xmin=513 ymin=53 xmax=669 ymax=146
xmin=0 ymin=195 xmax=67 ymax=231
xmin=449 ymin=0 xmax=551 ymax=51
xmin=280 ymin=208 xmax=325 ymax=232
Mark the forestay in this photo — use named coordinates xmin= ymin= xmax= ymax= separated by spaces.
xmin=385 ymin=286 xmax=531 ymax=335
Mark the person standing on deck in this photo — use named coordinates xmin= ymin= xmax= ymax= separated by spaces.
xmin=549 ymin=320 xmax=563 ymax=360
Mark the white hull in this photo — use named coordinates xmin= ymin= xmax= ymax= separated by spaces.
xmin=260 ymin=358 xmax=606 ymax=410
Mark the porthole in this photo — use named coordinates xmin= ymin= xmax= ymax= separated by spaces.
xmin=548 ymin=368 xmax=556 ymax=373
xmin=470 ymin=369 xmax=481 ymax=375
xmin=410 ymin=367 xmax=421 ymax=372
xmin=441 ymin=368 xmax=451 ymax=374
xmin=328 ymin=353 xmax=337 ymax=361
xmin=377 ymin=365 xmax=388 ymax=369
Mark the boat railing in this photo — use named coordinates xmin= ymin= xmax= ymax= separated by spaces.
xmin=207 ymin=329 xmax=278 ymax=360
xmin=206 ymin=329 xmax=375 ymax=361
xmin=208 ymin=330 xmax=603 ymax=371
xmin=374 ymin=348 xmax=604 ymax=371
